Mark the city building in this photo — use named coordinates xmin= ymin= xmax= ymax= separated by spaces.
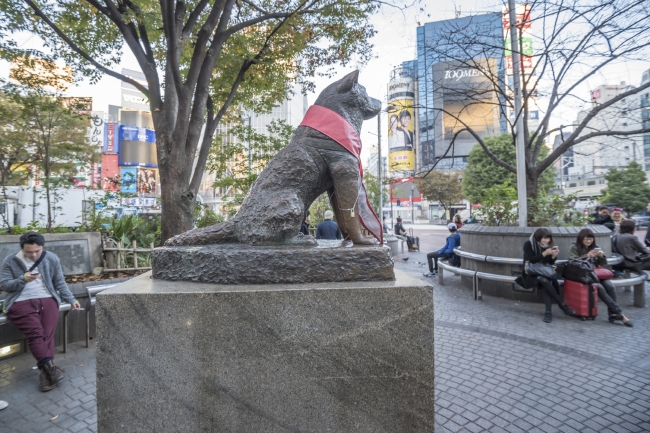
xmin=642 ymin=69 xmax=650 ymax=171
xmin=416 ymin=12 xmax=506 ymax=172
xmin=552 ymin=79 xmax=647 ymax=202
xmin=197 ymin=90 xmax=309 ymax=215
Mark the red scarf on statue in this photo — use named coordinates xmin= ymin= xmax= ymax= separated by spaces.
xmin=299 ymin=105 xmax=383 ymax=244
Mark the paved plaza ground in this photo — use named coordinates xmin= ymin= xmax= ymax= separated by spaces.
xmin=0 ymin=227 xmax=649 ymax=432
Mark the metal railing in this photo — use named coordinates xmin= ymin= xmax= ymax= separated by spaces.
xmin=0 ymin=284 xmax=115 ymax=352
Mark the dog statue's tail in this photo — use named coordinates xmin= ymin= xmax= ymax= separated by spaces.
xmin=164 ymin=219 xmax=238 ymax=246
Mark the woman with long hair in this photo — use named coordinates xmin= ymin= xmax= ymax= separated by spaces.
xmin=516 ymin=228 xmax=575 ymax=323
xmin=453 ymin=214 xmax=463 ymax=229
xmin=568 ymin=228 xmax=632 ymax=327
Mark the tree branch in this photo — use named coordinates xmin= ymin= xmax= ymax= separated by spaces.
xmin=22 ymin=0 xmax=150 ymax=97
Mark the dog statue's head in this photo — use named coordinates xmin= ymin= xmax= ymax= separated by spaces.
xmin=314 ymin=70 xmax=382 ymax=132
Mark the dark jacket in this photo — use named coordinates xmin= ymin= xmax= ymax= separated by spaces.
xmin=613 ymin=233 xmax=650 ymax=268
xmin=590 ymin=212 xmax=615 ymax=230
xmin=438 ymin=233 xmax=460 ymax=255
xmin=300 ymin=222 xmax=310 ymax=236
xmin=394 ymin=222 xmax=406 ymax=237
xmin=515 ymin=240 xmax=559 ymax=289
xmin=315 ymin=219 xmax=342 ymax=240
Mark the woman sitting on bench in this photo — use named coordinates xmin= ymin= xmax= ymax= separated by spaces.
xmin=614 ymin=219 xmax=650 ymax=278
xmin=516 ymin=228 xmax=575 ymax=323
xmin=569 ymin=228 xmax=632 ymax=327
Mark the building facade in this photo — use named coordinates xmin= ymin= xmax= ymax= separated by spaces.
xmin=416 ymin=13 xmax=505 ymax=172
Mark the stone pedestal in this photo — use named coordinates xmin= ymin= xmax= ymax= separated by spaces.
xmin=96 ymin=270 xmax=434 ymax=432
xmin=152 ymin=241 xmax=395 ymax=284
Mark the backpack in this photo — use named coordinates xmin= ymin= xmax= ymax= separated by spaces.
xmin=448 ymin=253 xmax=461 ymax=267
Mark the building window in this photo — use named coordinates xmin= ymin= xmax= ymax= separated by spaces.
xmin=587 ymin=180 xmax=596 ymax=186
xmin=569 ymin=183 xmax=577 ymax=188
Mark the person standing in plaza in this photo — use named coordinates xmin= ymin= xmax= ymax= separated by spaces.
xmin=0 ymin=232 xmax=81 ymax=392
xmin=568 ymin=228 xmax=632 ymax=327
xmin=515 ymin=228 xmax=575 ymax=323
xmin=315 ymin=210 xmax=342 ymax=240
xmin=424 ymin=223 xmax=460 ymax=276
xmin=300 ymin=210 xmax=311 ymax=236
xmin=453 ymin=214 xmax=463 ymax=229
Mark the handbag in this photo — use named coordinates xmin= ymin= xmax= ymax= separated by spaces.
xmin=563 ymin=256 xmax=597 ymax=284
xmin=525 ymin=261 xmax=558 ymax=279
xmin=593 ymin=267 xmax=613 ymax=280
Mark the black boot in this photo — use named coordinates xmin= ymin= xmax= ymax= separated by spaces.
xmin=38 ymin=369 xmax=55 ymax=392
xmin=42 ymin=360 xmax=65 ymax=385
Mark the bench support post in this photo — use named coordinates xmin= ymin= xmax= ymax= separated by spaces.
xmin=62 ymin=311 xmax=69 ymax=353
xmin=634 ymin=282 xmax=646 ymax=308
xmin=438 ymin=267 xmax=444 ymax=285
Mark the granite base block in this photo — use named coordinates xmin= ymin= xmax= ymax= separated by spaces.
xmin=96 ymin=270 xmax=434 ymax=432
xmin=152 ymin=242 xmax=395 ymax=284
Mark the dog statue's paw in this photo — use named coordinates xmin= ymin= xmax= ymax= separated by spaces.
xmin=353 ymin=236 xmax=378 ymax=246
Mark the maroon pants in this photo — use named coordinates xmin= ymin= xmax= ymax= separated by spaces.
xmin=7 ymin=297 xmax=59 ymax=364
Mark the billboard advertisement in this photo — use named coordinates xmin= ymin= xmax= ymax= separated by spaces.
xmin=503 ymin=4 xmax=533 ymax=75
xmin=138 ymin=168 xmax=158 ymax=195
xmin=104 ymin=122 xmax=118 ymax=153
xmin=118 ymin=125 xmax=157 ymax=167
xmin=102 ymin=154 xmax=119 ymax=191
xmin=389 ymin=150 xmax=415 ymax=172
xmin=121 ymin=167 xmax=137 ymax=194
xmin=387 ymin=102 xmax=415 ymax=171
xmin=89 ymin=111 xmax=104 ymax=150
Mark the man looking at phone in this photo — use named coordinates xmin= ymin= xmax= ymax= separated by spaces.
xmin=0 ymin=232 xmax=80 ymax=392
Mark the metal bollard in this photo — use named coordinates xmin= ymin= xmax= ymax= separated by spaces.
xmin=438 ymin=266 xmax=444 ymax=285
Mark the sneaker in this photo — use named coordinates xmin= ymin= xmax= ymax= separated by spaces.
xmin=543 ymin=312 xmax=553 ymax=323
xmin=423 ymin=271 xmax=437 ymax=277
xmin=0 ymin=400 xmax=7 ymax=410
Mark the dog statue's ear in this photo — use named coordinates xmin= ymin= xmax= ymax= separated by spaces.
xmin=338 ymin=70 xmax=359 ymax=93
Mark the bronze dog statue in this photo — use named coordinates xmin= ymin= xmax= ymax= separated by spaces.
xmin=166 ymin=70 xmax=382 ymax=247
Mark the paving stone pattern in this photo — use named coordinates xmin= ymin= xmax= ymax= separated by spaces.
xmin=0 ymin=228 xmax=648 ymax=432
xmin=403 ymin=230 xmax=650 ymax=433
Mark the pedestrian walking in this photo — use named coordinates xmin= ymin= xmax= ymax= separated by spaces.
xmin=424 ymin=223 xmax=460 ymax=276
xmin=515 ymin=228 xmax=575 ymax=323
xmin=315 ymin=210 xmax=342 ymax=240
xmin=0 ymin=232 xmax=81 ymax=392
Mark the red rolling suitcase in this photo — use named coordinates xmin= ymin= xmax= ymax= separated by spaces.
xmin=563 ymin=280 xmax=598 ymax=320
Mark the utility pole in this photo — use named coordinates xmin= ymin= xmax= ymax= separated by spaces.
xmin=377 ymin=112 xmax=382 ymax=221
xmin=508 ymin=0 xmax=528 ymax=227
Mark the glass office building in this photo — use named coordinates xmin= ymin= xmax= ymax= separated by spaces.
xmin=415 ymin=13 xmax=506 ymax=171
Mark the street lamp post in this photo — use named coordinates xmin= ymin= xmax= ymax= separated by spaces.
xmin=377 ymin=105 xmax=398 ymax=228
xmin=508 ymin=0 xmax=528 ymax=227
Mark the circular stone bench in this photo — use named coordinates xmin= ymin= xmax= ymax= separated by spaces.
xmin=457 ymin=225 xmax=614 ymax=302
